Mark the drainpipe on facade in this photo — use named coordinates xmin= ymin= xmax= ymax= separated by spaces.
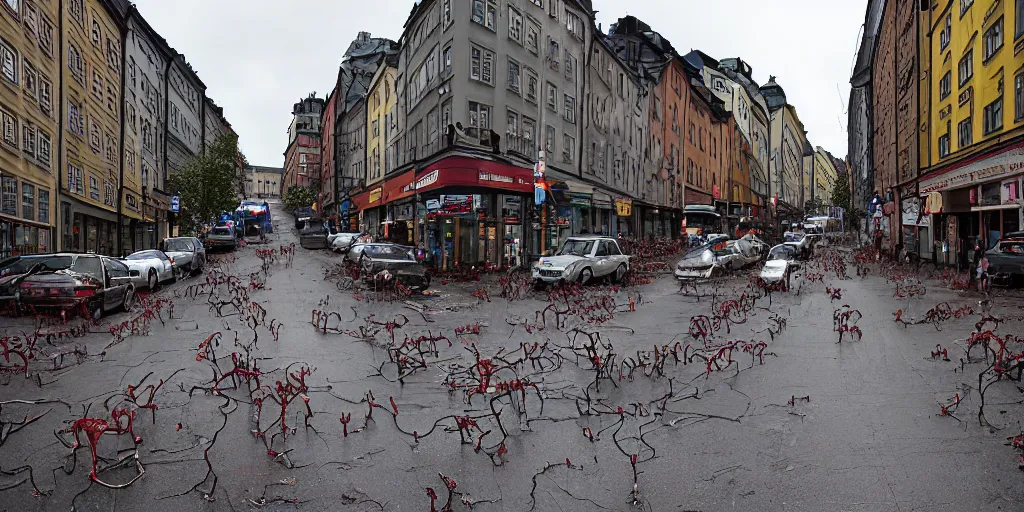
xmin=56 ymin=0 xmax=66 ymax=250
xmin=115 ymin=6 xmax=130 ymax=256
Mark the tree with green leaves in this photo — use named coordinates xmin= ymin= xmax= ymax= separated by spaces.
xmin=283 ymin=186 xmax=318 ymax=213
xmin=831 ymin=169 xmax=851 ymax=212
xmin=169 ymin=133 xmax=245 ymax=235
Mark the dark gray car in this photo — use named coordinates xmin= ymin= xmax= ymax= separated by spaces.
xmin=0 ymin=253 xmax=138 ymax=319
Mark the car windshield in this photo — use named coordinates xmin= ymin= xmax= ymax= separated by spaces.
xmin=3 ymin=255 xmax=104 ymax=279
xmin=127 ymin=250 xmax=163 ymax=260
xmin=768 ymin=246 xmax=797 ymax=261
xmin=784 ymin=233 xmax=804 ymax=243
xmin=303 ymin=223 xmax=326 ymax=234
xmin=558 ymin=240 xmax=595 ymax=256
xmin=999 ymin=241 xmax=1024 ymax=254
xmin=164 ymin=239 xmax=194 ymax=252
xmin=364 ymin=245 xmax=415 ymax=260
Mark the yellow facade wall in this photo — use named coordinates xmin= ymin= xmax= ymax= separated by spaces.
xmin=0 ymin=0 xmax=60 ymax=254
xmin=365 ymin=63 xmax=396 ymax=186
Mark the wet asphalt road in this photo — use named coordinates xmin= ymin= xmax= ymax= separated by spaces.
xmin=1 ymin=202 xmax=1023 ymax=512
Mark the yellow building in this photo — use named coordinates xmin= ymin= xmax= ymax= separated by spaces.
xmin=59 ymin=0 xmax=122 ymax=254
xmin=920 ymin=0 xmax=1024 ymax=242
xmin=0 ymin=0 xmax=60 ymax=257
xmin=812 ymin=147 xmax=838 ymax=206
xmin=365 ymin=60 xmax=396 ymax=187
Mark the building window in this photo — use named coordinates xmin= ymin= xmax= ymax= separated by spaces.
xmin=525 ymin=68 xmax=538 ymax=103
xmin=67 ymin=43 xmax=83 ymax=84
xmin=984 ymin=17 xmax=1003 ymax=61
xmin=562 ymin=133 xmax=575 ymax=163
xmin=546 ymin=82 xmax=557 ymax=110
xmin=506 ymin=108 xmax=519 ymax=137
xmin=91 ymin=69 xmax=102 ymax=99
xmin=958 ymin=117 xmax=972 ymax=147
xmin=939 ymin=71 xmax=951 ymax=99
xmin=564 ymin=50 xmax=576 ymax=84
xmin=547 ymin=0 xmax=557 ymax=19
xmin=0 ymin=177 xmax=15 ymax=216
xmin=508 ymin=5 xmax=523 ymax=44
xmin=103 ymin=180 xmax=113 ymax=206
xmin=1017 ymin=74 xmax=1024 ymax=121
xmin=21 ymin=182 xmax=33 ymax=221
xmin=565 ymin=11 xmax=583 ymax=40
xmin=469 ymin=44 xmax=494 ymax=85
xmin=69 ymin=0 xmax=82 ymax=24
xmin=984 ymin=95 xmax=1004 ymax=134
xmin=526 ymin=23 xmax=539 ymax=55
xmin=442 ymin=0 xmax=452 ymax=27
xmin=443 ymin=46 xmax=452 ymax=74
xmin=940 ymin=14 xmax=951 ymax=51
xmin=958 ymin=50 xmax=973 ymax=86
xmin=68 ymin=163 xmax=83 ymax=195
xmin=21 ymin=122 xmax=34 ymax=157
xmin=563 ymin=94 xmax=575 ymax=123
xmin=523 ymin=116 xmax=536 ymax=149
xmin=23 ymin=58 xmax=36 ymax=100
xmin=37 ymin=129 xmax=49 ymax=165
xmin=90 ymin=18 xmax=100 ymax=45
xmin=544 ymin=125 xmax=555 ymax=154
xmin=38 ymin=17 xmax=53 ymax=57
xmin=1 ymin=107 xmax=16 ymax=149
xmin=1017 ymin=0 xmax=1024 ymax=40
xmin=472 ymin=0 xmax=496 ymax=31
xmin=88 ymin=119 xmax=100 ymax=154
xmin=548 ymin=38 xmax=559 ymax=71
xmin=88 ymin=175 xmax=99 ymax=201
xmin=467 ymin=101 xmax=491 ymax=138
xmin=106 ymin=38 xmax=118 ymax=74
xmin=38 ymin=188 xmax=48 ymax=224
xmin=507 ymin=58 xmax=521 ymax=94
xmin=0 ymin=39 xmax=16 ymax=85
xmin=67 ymin=100 xmax=82 ymax=135
xmin=961 ymin=0 xmax=973 ymax=15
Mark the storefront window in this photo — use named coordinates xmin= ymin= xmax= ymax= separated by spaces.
xmin=980 ymin=182 xmax=1001 ymax=206
xmin=86 ymin=217 xmax=97 ymax=253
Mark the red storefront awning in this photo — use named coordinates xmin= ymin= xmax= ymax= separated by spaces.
xmin=414 ymin=157 xmax=533 ymax=194
xmin=383 ymin=169 xmax=417 ymax=203
xmin=350 ymin=185 xmax=383 ymax=212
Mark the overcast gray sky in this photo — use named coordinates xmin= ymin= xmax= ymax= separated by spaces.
xmin=135 ymin=0 xmax=865 ymax=168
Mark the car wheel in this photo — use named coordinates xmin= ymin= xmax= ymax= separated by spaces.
xmin=122 ymin=287 xmax=136 ymax=312
xmin=612 ymin=264 xmax=626 ymax=284
xmin=169 ymin=267 xmax=178 ymax=283
xmin=147 ymin=269 xmax=158 ymax=290
xmin=579 ymin=267 xmax=593 ymax=285
xmin=89 ymin=301 xmax=103 ymax=321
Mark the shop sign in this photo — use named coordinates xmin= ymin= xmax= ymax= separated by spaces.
xmin=170 ymin=196 xmax=180 ymax=212
xmin=920 ymin=144 xmax=1024 ymax=193
xmin=416 ymin=169 xmax=440 ymax=190
xmin=568 ymin=193 xmax=592 ymax=207
xmin=479 ymin=171 xmax=514 ymax=185
xmin=368 ymin=187 xmax=382 ymax=204
xmin=615 ymin=199 xmax=632 ymax=217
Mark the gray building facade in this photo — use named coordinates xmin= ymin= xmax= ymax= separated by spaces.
xmin=123 ymin=8 xmax=170 ymax=250
xmin=164 ymin=54 xmax=204 ymax=180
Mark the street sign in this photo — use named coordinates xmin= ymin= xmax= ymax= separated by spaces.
xmin=170 ymin=196 xmax=180 ymax=212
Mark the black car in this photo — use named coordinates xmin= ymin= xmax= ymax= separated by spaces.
xmin=987 ymin=233 xmax=1024 ymax=288
xmin=0 ymin=253 xmax=139 ymax=319
xmin=358 ymin=244 xmax=430 ymax=292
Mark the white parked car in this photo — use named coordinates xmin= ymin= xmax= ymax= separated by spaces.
xmin=738 ymin=233 xmax=770 ymax=259
xmin=161 ymin=237 xmax=206 ymax=275
xmin=759 ymin=244 xmax=802 ymax=287
xmin=532 ymin=237 xmax=630 ymax=286
xmin=675 ymin=238 xmax=754 ymax=280
xmin=121 ymin=250 xmax=177 ymax=290
xmin=329 ymin=232 xmax=365 ymax=253
xmin=783 ymin=232 xmax=813 ymax=259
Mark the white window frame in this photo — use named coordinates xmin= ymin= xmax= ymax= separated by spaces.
xmin=939 ymin=71 xmax=951 ymax=100
xmin=525 ymin=68 xmax=538 ymax=103
xmin=526 ymin=22 xmax=539 ymax=55
xmin=565 ymin=10 xmax=584 ymax=40
xmin=1 ymin=38 xmax=17 ymax=85
xmin=940 ymin=14 xmax=951 ymax=51
xmin=22 ymin=121 xmax=34 ymax=157
xmin=1 ymin=106 xmax=17 ymax=149
xmin=563 ymin=94 xmax=575 ymax=123
xmin=562 ymin=133 xmax=575 ymax=163
xmin=544 ymin=125 xmax=555 ymax=153
xmin=37 ymin=129 xmax=50 ymax=166
xmin=508 ymin=5 xmax=523 ymax=45
xmin=507 ymin=58 xmax=521 ymax=94
xmin=472 ymin=0 xmax=496 ymax=31
xmin=468 ymin=101 xmax=492 ymax=138
xmin=984 ymin=95 xmax=1004 ymax=134
xmin=958 ymin=49 xmax=973 ymax=86
xmin=984 ymin=17 xmax=1003 ymax=61
xmin=546 ymin=82 xmax=557 ymax=111
xmin=957 ymin=117 xmax=972 ymax=147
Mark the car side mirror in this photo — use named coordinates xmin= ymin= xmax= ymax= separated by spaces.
xmin=129 ymin=270 xmax=141 ymax=278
